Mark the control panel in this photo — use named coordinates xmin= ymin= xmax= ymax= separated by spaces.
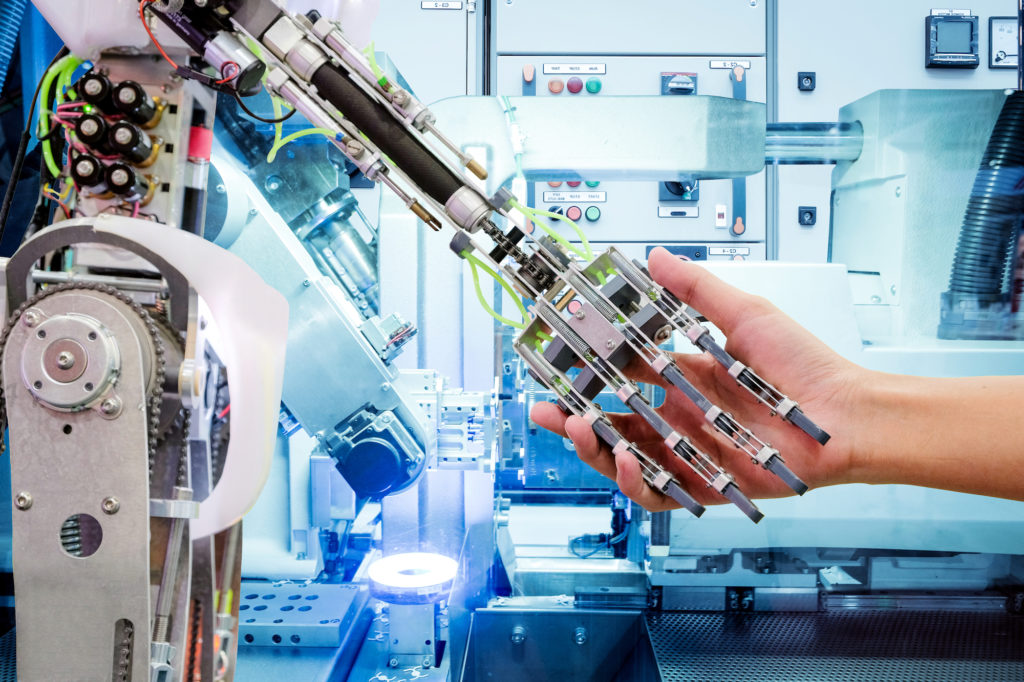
xmin=926 ymin=9 xmax=980 ymax=68
xmin=495 ymin=56 xmax=768 ymax=261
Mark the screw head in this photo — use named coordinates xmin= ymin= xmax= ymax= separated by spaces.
xmin=388 ymin=658 xmax=399 ymax=668
xmin=14 ymin=492 xmax=32 ymax=510
xmin=22 ymin=309 xmax=41 ymax=328
xmin=345 ymin=140 xmax=365 ymax=158
xmin=574 ymin=309 xmax=586 ymax=320
xmin=573 ymin=626 xmax=588 ymax=645
xmin=510 ymin=625 xmax=526 ymax=644
xmin=110 ymin=168 xmax=130 ymax=186
xmin=113 ymin=126 xmax=134 ymax=146
xmin=421 ymin=657 xmax=431 ymax=668
xmin=56 ymin=351 xmax=76 ymax=370
xmin=605 ymin=339 xmax=616 ymax=350
xmin=79 ymin=119 xmax=99 ymax=137
xmin=102 ymin=496 xmax=120 ymax=514
xmin=100 ymin=397 xmax=122 ymax=417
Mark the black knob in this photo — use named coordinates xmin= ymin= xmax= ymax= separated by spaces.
xmin=74 ymin=114 xmax=108 ymax=150
xmin=112 ymin=80 xmax=157 ymax=125
xmin=78 ymin=72 xmax=117 ymax=114
xmin=108 ymin=121 xmax=154 ymax=165
xmin=106 ymin=163 xmax=149 ymax=200
xmin=70 ymin=154 xmax=106 ymax=189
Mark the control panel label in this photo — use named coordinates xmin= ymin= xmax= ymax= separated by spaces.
xmin=543 ymin=191 xmax=606 ymax=203
xmin=710 ymin=60 xmax=752 ymax=69
xmin=542 ymin=64 xmax=607 ymax=75
xmin=709 ymin=247 xmax=750 ymax=256
xmin=421 ymin=1 xmax=463 ymax=8
xmin=658 ymin=206 xmax=699 ymax=218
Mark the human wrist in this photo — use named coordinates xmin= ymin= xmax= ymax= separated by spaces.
xmin=840 ymin=368 xmax=914 ymax=486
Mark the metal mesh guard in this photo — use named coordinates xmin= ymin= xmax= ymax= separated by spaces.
xmin=647 ymin=611 xmax=1024 ymax=682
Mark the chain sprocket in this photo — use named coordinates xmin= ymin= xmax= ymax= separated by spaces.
xmin=0 ymin=282 xmax=168 ymax=469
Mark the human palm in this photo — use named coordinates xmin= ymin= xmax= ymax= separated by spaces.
xmin=531 ymin=247 xmax=864 ymax=512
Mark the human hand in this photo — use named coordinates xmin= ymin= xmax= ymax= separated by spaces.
xmin=530 ymin=246 xmax=867 ymax=512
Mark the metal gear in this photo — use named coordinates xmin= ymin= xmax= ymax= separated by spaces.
xmin=0 ymin=282 xmax=169 ymax=473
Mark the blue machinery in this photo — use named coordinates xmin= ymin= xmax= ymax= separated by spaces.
xmin=0 ymin=1 xmax=1022 ymax=680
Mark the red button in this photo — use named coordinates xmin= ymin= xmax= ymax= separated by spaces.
xmin=548 ymin=79 xmax=564 ymax=94
xmin=567 ymin=77 xmax=583 ymax=94
xmin=566 ymin=206 xmax=582 ymax=221
xmin=547 ymin=181 xmax=562 ymax=188
xmin=566 ymin=181 xmax=582 ymax=188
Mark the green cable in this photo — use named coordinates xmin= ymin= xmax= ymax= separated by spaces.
xmin=38 ymin=55 xmax=78 ymax=179
xmin=537 ymin=331 xmax=554 ymax=342
xmin=596 ymin=270 xmax=607 ymax=285
xmin=362 ymin=42 xmax=391 ymax=91
xmin=509 ymin=198 xmax=589 ymax=259
xmin=54 ymin=57 xmax=81 ymax=107
xmin=266 ymin=127 xmax=335 ymax=163
xmin=524 ymin=204 xmax=594 ymax=260
xmin=465 ymin=252 xmax=528 ymax=329
xmin=271 ymin=96 xmax=284 ymax=155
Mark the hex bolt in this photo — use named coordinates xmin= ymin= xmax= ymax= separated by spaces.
xmin=14 ymin=492 xmax=32 ymax=510
xmin=573 ymin=627 xmax=588 ymax=646
xmin=102 ymin=496 xmax=120 ymax=515
xmin=22 ymin=310 xmax=41 ymax=328
xmin=100 ymin=397 xmax=122 ymax=417
xmin=56 ymin=351 xmax=76 ymax=370
xmin=510 ymin=625 xmax=526 ymax=645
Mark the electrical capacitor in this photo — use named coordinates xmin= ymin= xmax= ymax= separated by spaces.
xmin=77 ymin=72 xmax=117 ymax=115
xmin=108 ymin=121 xmax=155 ymax=165
xmin=105 ymin=163 xmax=150 ymax=201
xmin=111 ymin=81 xmax=158 ymax=125
xmin=70 ymin=154 xmax=107 ymax=191
xmin=74 ymin=114 xmax=108 ymax=151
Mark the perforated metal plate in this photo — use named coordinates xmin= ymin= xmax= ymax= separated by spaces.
xmin=0 ymin=629 xmax=16 ymax=682
xmin=647 ymin=611 xmax=1024 ymax=682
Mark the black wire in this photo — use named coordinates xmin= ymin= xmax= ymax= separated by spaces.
xmin=0 ymin=46 xmax=70 ymax=246
xmin=232 ymin=89 xmax=296 ymax=124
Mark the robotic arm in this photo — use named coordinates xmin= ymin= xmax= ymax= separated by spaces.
xmin=150 ymin=0 xmax=831 ymax=522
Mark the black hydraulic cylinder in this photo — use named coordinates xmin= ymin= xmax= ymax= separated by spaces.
xmin=310 ymin=62 xmax=465 ymax=208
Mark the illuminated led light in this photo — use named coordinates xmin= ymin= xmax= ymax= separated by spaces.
xmin=368 ymin=552 xmax=458 ymax=603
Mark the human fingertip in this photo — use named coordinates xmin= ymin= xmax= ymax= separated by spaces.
xmin=529 ymin=401 xmax=569 ymax=437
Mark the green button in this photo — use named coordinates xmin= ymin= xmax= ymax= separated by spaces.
xmin=585 ymin=77 xmax=602 ymax=94
xmin=585 ymin=180 xmax=600 ymax=188
xmin=585 ymin=206 xmax=601 ymax=222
